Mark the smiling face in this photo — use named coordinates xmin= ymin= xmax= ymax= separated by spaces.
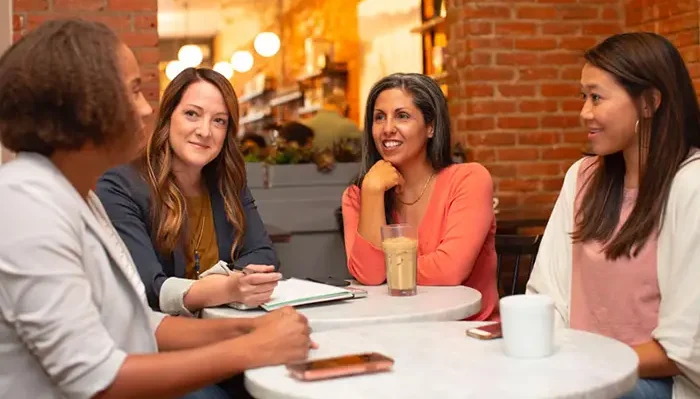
xmin=580 ymin=63 xmax=639 ymax=156
xmin=168 ymin=80 xmax=230 ymax=171
xmin=371 ymin=88 xmax=433 ymax=168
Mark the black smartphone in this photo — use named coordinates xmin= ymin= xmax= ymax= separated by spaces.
xmin=306 ymin=276 xmax=351 ymax=287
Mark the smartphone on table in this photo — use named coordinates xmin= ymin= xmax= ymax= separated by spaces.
xmin=466 ymin=322 xmax=502 ymax=340
xmin=286 ymin=352 xmax=394 ymax=381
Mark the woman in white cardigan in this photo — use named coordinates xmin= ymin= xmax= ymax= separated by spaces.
xmin=527 ymin=32 xmax=700 ymax=399
xmin=0 ymin=19 xmax=313 ymax=399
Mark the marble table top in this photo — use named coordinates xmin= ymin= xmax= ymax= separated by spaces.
xmin=202 ymin=284 xmax=481 ymax=332
xmin=245 ymin=321 xmax=638 ymax=399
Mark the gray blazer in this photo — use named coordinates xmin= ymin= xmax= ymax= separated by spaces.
xmin=0 ymin=153 xmax=164 ymax=399
xmin=95 ymin=164 xmax=279 ymax=315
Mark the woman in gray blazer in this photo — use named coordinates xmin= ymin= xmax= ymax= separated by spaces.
xmin=97 ymin=68 xmax=281 ymax=317
xmin=0 ymin=19 xmax=312 ymax=399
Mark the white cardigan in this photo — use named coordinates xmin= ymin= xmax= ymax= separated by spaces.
xmin=527 ymin=153 xmax=700 ymax=399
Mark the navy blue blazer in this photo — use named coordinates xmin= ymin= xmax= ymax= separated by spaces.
xmin=95 ymin=164 xmax=279 ymax=310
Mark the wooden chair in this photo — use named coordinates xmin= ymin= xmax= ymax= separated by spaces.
xmin=495 ymin=234 xmax=542 ymax=297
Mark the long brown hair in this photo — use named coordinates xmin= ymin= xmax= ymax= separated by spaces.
xmin=140 ymin=67 xmax=247 ymax=259
xmin=573 ymin=32 xmax=700 ymax=259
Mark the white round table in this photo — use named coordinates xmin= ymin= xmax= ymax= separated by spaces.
xmin=201 ymin=285 xmax=481 ymax=332
xmin=245 ymin=322 xmax=638 ymax=399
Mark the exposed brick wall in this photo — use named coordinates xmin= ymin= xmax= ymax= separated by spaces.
xmin=446 ymin=0 xmax=623 ymax=218
xmin=12 ymin=0 xmax=160 ymax=107
xmin=625 ymin=0 xmax=700 ymax=92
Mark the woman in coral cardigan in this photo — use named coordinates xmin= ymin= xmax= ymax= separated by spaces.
xmin=341 ymin=73 xmax=498 ymax=320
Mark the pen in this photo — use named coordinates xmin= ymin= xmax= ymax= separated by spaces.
xmin=228 ymin=263 xmax=258 ymax=275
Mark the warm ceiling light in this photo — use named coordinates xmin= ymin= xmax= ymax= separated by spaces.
xmin=165 ymin=60 xmax=186 ymax=80
xmin=230 ymin=50 xmax=254 ymax=73
xmin=178 ymin=44 xmax=203 ymax=67
xmin=213 ymin=61 xmax=234 ymax=79
xmin=254 ymin=32 xmax=281 ymax=57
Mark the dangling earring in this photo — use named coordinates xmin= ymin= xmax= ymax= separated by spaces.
xmin=635 ymin=119 xmax=640 ymax=134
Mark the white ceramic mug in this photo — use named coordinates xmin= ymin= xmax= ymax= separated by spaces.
xmin=500 ymin=294 xmax=555 ymax=359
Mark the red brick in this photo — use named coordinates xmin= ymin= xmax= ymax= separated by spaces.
xmin=602 ymin=7 xmax=621 ymax=20
xmin=498 ymin=84 xmax=536 ymax=97
xmin=13 ymin=0 xmax=49 ymax=11
xmin=27 ymin=13 xmax=132 ymax=31
xmin=542 ymin=23 xmax=580 ymax=35
xmin=466 ymin=67 xmax=514 ymax=81
xmin=471 ymin=52 xmax=492 ymax=65
xmin=541 ymin=146 xmax=585 ymax=160
xmin=496 ymin=22 xmax=537 ymax=35
xmin=523 ymin=193 xmax=559 ymax=206
xmin=467 ymin=38 xmax=515 ymax=50
xmin=562 ymin=99 xmax=584 ymax=112
xmin=484 ymin=164 xmax=518 ymax=178
xmin=541 ymin=177 xmax=565 ymax=191
xmin=470 ymin=149 xmax=497 ymax=163
xmin=467 ymin=132 xmax=516 ymax=146
xmin=562 ymin=131 xmax=589 ymax=144
xmin=561 ymin=66 xmax=582 ymax=80
xmin=516 ymin=7 xmax=556 ymax=19
xmin=135 ymin=14 xmax=158 ymax=30
xmin=12 ymin=14 xmax=24 ymax=31
xmin=582 ymin=22 xmax=622 ymax=35
xmin=539 ymin=52 xmax=583 ymax=65
xmin=560 ymin=37 xmax=599 ymax=50
xmin=469 ymin=100 xmax=517 ymax=114
xmin=674 ymin=30 xmax=700 ymax=47
xmin=558 ymin=7 xmax=599 ymax=20
xmin=515 ymin=38 xmax=557 ymax=50
xmin=542 ymin=115 xmax=581 ymax=128
xmin=133 ymin=48 xmax=160 ymax=65
xmin=500 ymin=178 xmax=541 ymax=192
xmin=497 ymin=148 xmax=539 ymax=161
xmin=463 ymin=6 xmax=511 ymax=19
xmin=465 ymin=84 xmax=494 ymax=97
xmin=519 ymin=100 xmax=559 ymax=113
xmin=54 ymin=0 xmax=106 ymax=11
xmin=541 ymin=83 xmax=579 ymax=97
xmin=120 ymin=32 xmax=159 ymax=48
xmin=467 ymin=22 xmax=493 ymax=35
xmin=496 ymin=52 xmax=538 ymax=66
xmin=519 ymin=131 xmax=560 ymax=145
xmin=536 ymin=0 xmax=579 ymax=3
xmin=108 ymin=0 xmax=157 ymax=11
xmin=516 ymin=162 xmax=561 ymax=177
xmin=13 ymin=32 xmax=23 ymax=43
xmin=465 ymin=117 xmax=496 ymax=131
xmin=519 ymin=67 xmax=558 ymax=81
xmin=497 ymin=117 xmax=539 ymax=129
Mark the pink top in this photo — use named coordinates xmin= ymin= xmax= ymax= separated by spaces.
xmin=341 ymin=163 xmax=499 ymax=321
xmin=570 ymin=159 xmax=660 ymax=346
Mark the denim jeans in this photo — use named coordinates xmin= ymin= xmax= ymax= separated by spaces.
xmin=180 ymin=373 xmax=252 ymax=399
xmin=180 ymin=384 xmax=231 ymax=399
xmin=618 ymin=377 xmax=673 ymax=399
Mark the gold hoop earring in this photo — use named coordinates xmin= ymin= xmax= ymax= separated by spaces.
xmin=635 ymin=120 xmax=639 ymax=134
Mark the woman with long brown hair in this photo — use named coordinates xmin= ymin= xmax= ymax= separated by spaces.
xmin=527 ymin=32 xmax=700 ymax=398
xmin=96 ymin=67 xmax=281 ymax=317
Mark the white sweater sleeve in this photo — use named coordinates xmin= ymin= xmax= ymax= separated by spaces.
xmin=526 ymin=158 xmax=582 ymax=329
xmin=655 ymin=155 xmax=700 ymax=397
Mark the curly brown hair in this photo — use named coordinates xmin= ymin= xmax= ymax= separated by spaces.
xmin=0 ymin=18 xmax=139 ymax=156
xmin=138 ymin=68 xmax=247 ymax=260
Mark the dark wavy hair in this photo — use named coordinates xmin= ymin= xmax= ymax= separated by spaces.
xmin=353 ymin=73 xmax=453 ymax=223
xmin=573 ymin=32 xmax=700 ymax=259
xmin=0 ymin=18 xmax=139 ymax=156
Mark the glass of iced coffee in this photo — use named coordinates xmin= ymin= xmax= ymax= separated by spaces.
xmin=380 ymin=224 xmax=418 ymax=296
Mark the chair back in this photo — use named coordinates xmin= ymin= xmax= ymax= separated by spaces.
xmin=495 ymin=234 xmax=542 ymax=297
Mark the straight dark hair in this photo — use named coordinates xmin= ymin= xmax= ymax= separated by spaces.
xmin=352 ymin=73 xmax=453 ymax=223
xmin=573 ymin=32 xmax=700 ymax=259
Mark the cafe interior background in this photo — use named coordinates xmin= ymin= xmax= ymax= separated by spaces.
xmin=3 ymin=0 xmax=697 ymax=294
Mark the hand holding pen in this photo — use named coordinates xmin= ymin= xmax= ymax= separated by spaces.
xmin=228 ymin=264 xmax=282 ymax=307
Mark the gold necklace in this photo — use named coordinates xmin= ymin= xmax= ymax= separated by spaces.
xmin=192 ymin=194 xmax=207 ymax=279
xmin=397 ymin=173 xmax=435 ymax=206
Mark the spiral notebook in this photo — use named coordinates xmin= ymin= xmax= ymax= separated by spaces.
xmin=261 ymin=278 xmax=355 ymax=312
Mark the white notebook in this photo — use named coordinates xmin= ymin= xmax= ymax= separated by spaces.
xmin=261 ymin=278 xmax=355 ymax=312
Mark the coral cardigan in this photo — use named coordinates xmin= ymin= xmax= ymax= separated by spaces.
xmin=342 ymin=163 xmax=498 ymax=321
